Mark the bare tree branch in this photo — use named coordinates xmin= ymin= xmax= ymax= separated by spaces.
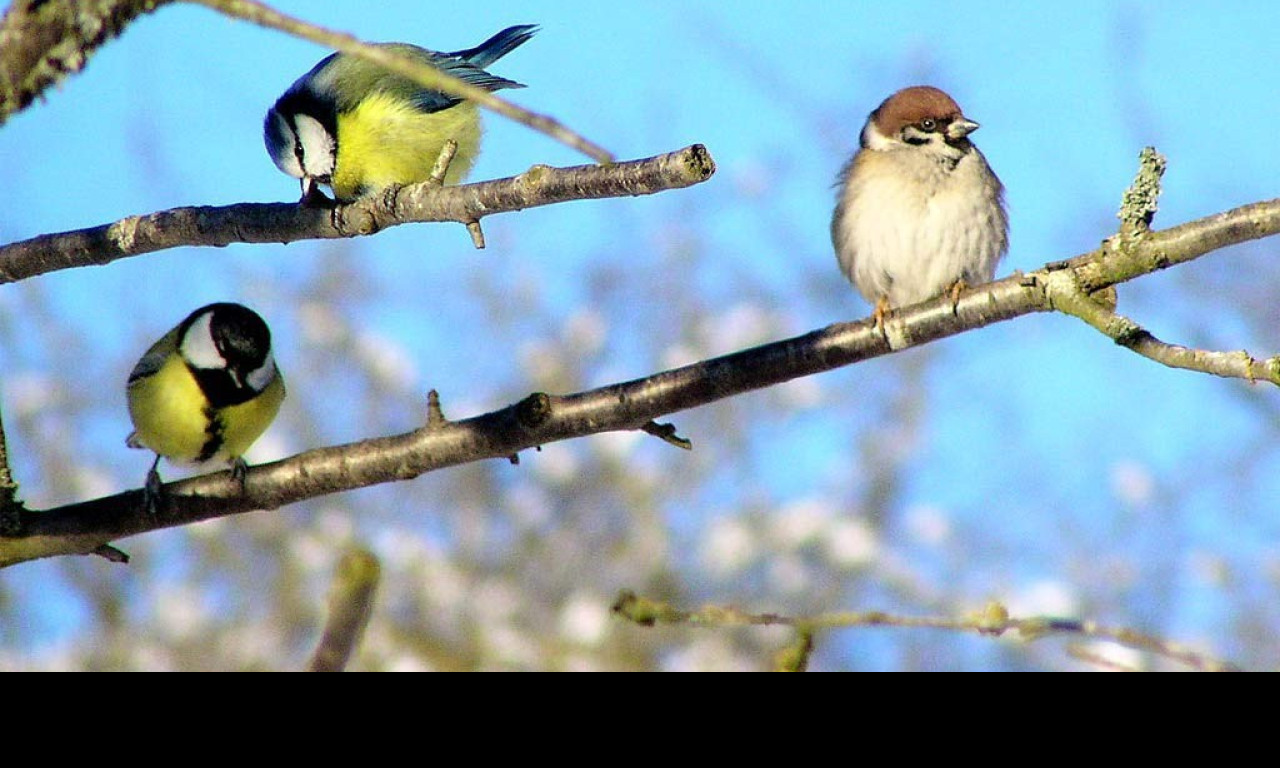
xmin=611 ymin=591 xmax=1240 ymax=672
xmin=3 ymin=152 xmax=1279 ymax=569
xmin=184 ymin=0 xmax=613 ymax=163
xmin=308 ymin=548 xmax=381 ymax=672
xmin=0 ymin=0 xmax=170 ymax=125
xmin=0 ymin=145 xmax=716 ymax=284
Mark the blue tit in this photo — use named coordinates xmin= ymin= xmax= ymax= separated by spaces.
xmin=126 ymin=303 xmax=286 ymax=503
xmin=264 ymin=24 xmax=537 ymax=202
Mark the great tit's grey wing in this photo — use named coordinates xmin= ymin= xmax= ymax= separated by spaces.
xmin=128 ymin=327 xmax=181 ymax=384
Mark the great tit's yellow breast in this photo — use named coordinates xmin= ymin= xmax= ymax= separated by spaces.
xmin=127 ymin=354 xmax=215 ymax=463
xmin=128 ymin=357 xmax=285 ymax=466
xmin=218 ymin=373 xmax=286 ymax=461
xmin=332 ymin=94 xmax=482 ymax=200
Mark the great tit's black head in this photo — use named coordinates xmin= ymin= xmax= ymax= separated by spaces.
xmin=180 ymin=303 xmax=277 ymax=406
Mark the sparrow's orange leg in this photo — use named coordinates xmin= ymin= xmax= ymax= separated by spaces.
xmin=946 ymin=279 xmax=969 ymax=315
xmin=872 ymin=295 xmax=892 ymax=336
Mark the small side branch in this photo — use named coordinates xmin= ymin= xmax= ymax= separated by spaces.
xmin=90 ymin=544 xmax=130 ymax=563
xmin=0 ymin=145 xmax=717 ymax=284
xmin=425 ymin=389 xmax=448 ymax=430
xmin=1117 ymin=146 xmax=1167 ymax=237
xmin=308 ymin=547 xmax=381 ymax=672
xmin=427 ymin=140 xmax=458 ymax=186
xmin=0 ymin=406 xmax=20 ymax=535
xmin=611 ymin=592 xmax=1239 ymax=672
xmin=1046 ymin=270 xmax=1280 ymax=385
xmin=641 ymin=421 xmax=692 ymax=450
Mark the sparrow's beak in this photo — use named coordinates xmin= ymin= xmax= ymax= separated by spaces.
xmin=947 ymin=118 xmax=980 ymax=140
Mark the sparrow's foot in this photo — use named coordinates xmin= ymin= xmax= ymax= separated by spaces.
xmin=872 ymin=295 xmax=893 ymax=338
xmin=946 ymin=279 xmax=970 ymax=316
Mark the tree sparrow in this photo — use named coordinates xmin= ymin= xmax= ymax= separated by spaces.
xmin=831 ymin=86 xmax=1008 ymax=329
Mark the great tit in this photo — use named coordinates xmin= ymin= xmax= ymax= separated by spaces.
xmin=126 ymin=303 xmax=286 ymax=504
xmin=264 ymin=24 xmax=537 ymax=202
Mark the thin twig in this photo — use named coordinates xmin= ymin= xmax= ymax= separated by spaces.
xmin=428 ymin=140 xmax=459 ymax=186
xmin=425 ymin=389 xmax=448 ymax=430
xmin=465 ymin=221 xmax=486 ymax=250
xmin=308 ymin=548 xmax=381 ymax=672
xmin=0 ymin=405 xmax=20 ymax=535
xmin=0 ymin=406 xmax=13 ymax=499
xmin=611 ymin=592 xmax=1240 ymax=672
xmin=1047 ymin=270 xmax=1280 ymax=384
xmin=641 ymin=421 xmax=692 ymax=450
xmin=1117 ymin=146 xmax=1167 ymax=236
xmin=185 ymin=0 xmax=613 ymax=163
xmin=90 ymin=544 xmax=130 ymax=563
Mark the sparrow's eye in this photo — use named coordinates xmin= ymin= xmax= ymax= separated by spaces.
xmin=918 ymin=118 xmax=938 ymax=132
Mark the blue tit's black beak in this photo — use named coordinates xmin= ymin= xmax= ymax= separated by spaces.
xmin=299 ymin=177 xmax=336 ymax=208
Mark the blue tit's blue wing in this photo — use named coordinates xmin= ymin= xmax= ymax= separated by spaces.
xmin=404 ymin=57 xmax=526 ymax=115
xmin=368 ymin=31 xmax=533 ymax=115
xmin=449 ymin=24 xmax=538 ymax=69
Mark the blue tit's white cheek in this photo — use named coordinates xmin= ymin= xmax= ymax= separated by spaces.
xmin=294 ymin=113 xmax=336 ymax=179
xmin=180 ymin=312 xmax=226 ymax=371
xmin=268 ymin=110 xmax=304 ymax=178
xmin=246 ymin=355 xmax=278 ymax=392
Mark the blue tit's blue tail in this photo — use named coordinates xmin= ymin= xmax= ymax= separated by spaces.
xmin=452 ymin=24 xmax=539 ymax=68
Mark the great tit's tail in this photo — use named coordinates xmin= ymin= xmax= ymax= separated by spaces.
xmin=453 ymin=24 xmax=538 ymax=68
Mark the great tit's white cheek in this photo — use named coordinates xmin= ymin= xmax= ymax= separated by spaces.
xmin=294 ymin=113 xmax=336 ymax=178
xmin=246 ymin=355 xmax=278 ymax=392
xmin=180 ymin=312 xmax=226 ymax=370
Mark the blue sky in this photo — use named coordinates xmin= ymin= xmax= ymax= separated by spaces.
xmin=3 ymin=0 xmax=1280 ymax=668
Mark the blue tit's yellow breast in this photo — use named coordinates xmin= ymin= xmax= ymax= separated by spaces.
xmin=332 ymin=93 xmax=482 ymax=200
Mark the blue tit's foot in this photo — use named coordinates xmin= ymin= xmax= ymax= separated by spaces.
xmin=230 ymin=457 xmax=249 ymax=493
